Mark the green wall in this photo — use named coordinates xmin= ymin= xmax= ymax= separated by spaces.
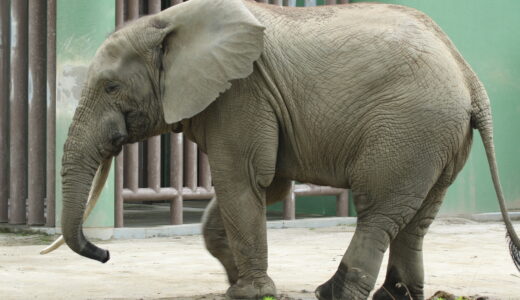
xmin=55 ymin=0 xmax=115 ymax=228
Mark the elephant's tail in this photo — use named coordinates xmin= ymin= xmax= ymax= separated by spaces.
xmin=470 ymin=78 xmax=520 ymax=271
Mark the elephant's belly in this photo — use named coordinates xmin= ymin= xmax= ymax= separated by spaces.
xmin=275 ymin=142 xmax=352 ymax=189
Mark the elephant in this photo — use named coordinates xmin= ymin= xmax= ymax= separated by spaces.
xmin=42 ymin=0 xmax=520 ymax=299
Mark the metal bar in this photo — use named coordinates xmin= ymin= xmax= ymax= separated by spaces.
xmin=116 ymin=0 xmax=124 ymax=28
xmin=128 ymin=0 xmax=139 ymax=20
xmin=123 ymin=0 xmax=140 ymax=194
xmin=123 ymin=187 xmax=214 ymax=202
xmin=124 ymin=143 xmax=139 ymax=192
xmin=9 ymin=0 xmax=28 ymax=224
xmin=184 ymin=137 xmax=197 ymax=190
xmin=325 ymin=0 xmax=336 ymax=5
xmin=27 ymin=0 xmax=47 ymax=225
xmin=170 ymin=133 xmax=183 ymax=225
xmin=170 ymin=133 xmax=183 ymax=189
xmin=147 ymin=136 xmax=161 ymax=191
xmin=293 ymin=184 xmax=346 ymax=196
xmin=148 ymin=0 xmax=161 ymax=14
xmin=336 ymin=190 xmax=349 ymax=217
xmin=272 ymin=0 xmax=283 ymax=5
xmin=46 ymin=0 xmax=56 ymax=227
xmin=115 ymin=153 xmax=124 ymax=227
xmin=0 ymin=0 xmax=10 ymax=223
xmin=114 ymin=0 xmax=125 ymax=227
xmin=283 ymin=181 xmax=296 ymax=220
xmin=198 ymin=151 xmax=211 ymax=190
xmin=171 ymin=194 xmax=183 ymax=225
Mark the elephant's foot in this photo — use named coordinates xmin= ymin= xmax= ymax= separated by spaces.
xmin=315 ymin=264 xmax=374 ymax=300
xmin=225 ymin=275 xmax=276 ymax=300
xmin=373 ymin=267 xmax=422 ymax=300
xmin=373 ymin=282 xmax=415 ymax=300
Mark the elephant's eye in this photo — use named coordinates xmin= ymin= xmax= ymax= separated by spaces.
xmin=104 ymin=82 xmax=119 ymax=95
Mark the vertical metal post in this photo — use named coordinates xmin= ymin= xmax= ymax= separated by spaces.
xmin=147 ymin=136 xmax=161 ymax=191
xmin=170 ymin=133 xmax=183 ymax=225
xmin=0 ymin=0 xmax=10 ymax=223
xmin=115 ymin=153 xmax=124 ymax=227
xmin=199 ymin=152 xmax=211 ymax=190
xmin=114 ymin=0 xmax=125 ymax=228
xmin=283 ymin=181 xmax=296 ymax=220
xmin=147 ymin=0 xmax=161 ymax=194
xmin=336 ymin=191 xmax=349 ymax=217
xmin=125 ymin=144 xmax=139 ymax=192
xmin=27 ymin=0 xmax=47 ymax=225
xmin=9 ymin=0 xmax=28 ymax=224
xmin=325 ymin=0 xmax=336 ymax=5
xmin=122 ymin=0 xmax=140 ymax=194
xmin=272 ymin=0 xmax=283 ymax=5
xmin=184 ymin=138 xmax=197 ymax=190
xmin=115 ymin=0 xmax=124 ymax=29
xmin=128 ymin=0 xmax=139 ymax=20
xmin=148 ymin=0 xmax=161 ymax=14
xmin=46 ymin=0 xmax=56 ymax=227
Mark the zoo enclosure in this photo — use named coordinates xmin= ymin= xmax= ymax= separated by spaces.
xmin=0 ymin=0 xmax=350 ymax=227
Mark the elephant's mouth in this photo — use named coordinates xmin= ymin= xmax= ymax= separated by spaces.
xmin=99 ymin=133 xmax=128 ymax=159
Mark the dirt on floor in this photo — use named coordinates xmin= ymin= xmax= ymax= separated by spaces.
xmin=0 ymin=218 xmax=519 ymax=300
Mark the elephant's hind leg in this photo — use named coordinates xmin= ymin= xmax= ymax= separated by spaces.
xmin=373 ymin=182 xmax=449 ymax=300
xmin=315 ymin=190 xmax=428 ymax=300
xmin=315 ymin=150 xmax=442 ymax=300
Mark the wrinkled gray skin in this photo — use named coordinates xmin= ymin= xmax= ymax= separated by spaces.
xmin=60 ymin=0 xmax=520 ymax=299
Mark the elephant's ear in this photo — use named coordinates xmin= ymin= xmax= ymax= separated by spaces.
xmin=156 ymin=0 xmax=265 ymax=124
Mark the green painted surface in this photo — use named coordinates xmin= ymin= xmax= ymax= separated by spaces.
xmin=271 ymin=0 xmax=520 ymax=216
xmin=55 ymin=0 xmax=115 ymax=228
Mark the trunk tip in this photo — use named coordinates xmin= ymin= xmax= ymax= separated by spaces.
xmin=100 ymin=250 xmax=110 ymax=263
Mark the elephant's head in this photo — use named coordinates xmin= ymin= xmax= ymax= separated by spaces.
xmin=60 ymin=0 xmax=264 ymax=262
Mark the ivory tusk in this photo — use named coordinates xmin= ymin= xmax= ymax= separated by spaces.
xmin=40 ymin=157 xmax=113 ymax=255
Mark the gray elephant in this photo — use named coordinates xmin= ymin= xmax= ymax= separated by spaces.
xmin=45 ymin=0 xmax=520 ymax=299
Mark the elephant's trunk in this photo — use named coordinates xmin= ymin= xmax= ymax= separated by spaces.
xmin=60 ymin=95 xmax=110 ymax=263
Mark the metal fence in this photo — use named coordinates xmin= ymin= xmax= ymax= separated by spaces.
xmin=0 ymin=0 xmax=349 ymax=228
xmin=114 ymin=0 xmax=350 ymax=228
xmin=0 ymin=0 xmax=56 ymax=226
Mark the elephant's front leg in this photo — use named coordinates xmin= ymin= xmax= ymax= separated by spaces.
xmin=211 ymin=171 xmax=276 ymax=299
xmin=202 ymin=177 xmax=292 ymax=287
xmin=202 ymin=197 xmax=239 ymax=285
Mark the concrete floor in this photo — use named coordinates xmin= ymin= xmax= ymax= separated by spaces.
xmin=1 ymin=218 xmax=519 ymax=300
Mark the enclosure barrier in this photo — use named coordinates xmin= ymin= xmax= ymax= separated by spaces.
xmin=0 ymin=0 xmax=349 ymax=228
xmin=0 ymin=0 xmax=56 ymax=226
xmin=114 ymin=0 xmax=350 ymax=227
